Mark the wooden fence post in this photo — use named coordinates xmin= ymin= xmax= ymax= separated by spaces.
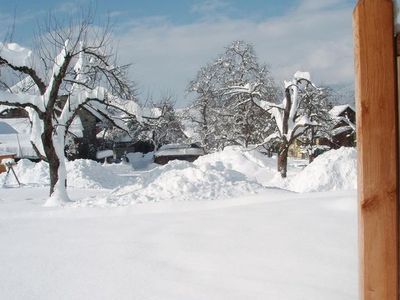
xmin=353 ymin=0 xmax=399 ymax=299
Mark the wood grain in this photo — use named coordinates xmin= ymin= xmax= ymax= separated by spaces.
xmin=353 ymin=0 xmax=399 ymax=299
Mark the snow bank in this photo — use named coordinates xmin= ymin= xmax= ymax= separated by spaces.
xmin=1 ymin=159 xmax=131 ymax=189
xmin=1 ymin=147 xmax=356 ymax=203
xmin=288 ymin=147 xmax=357 ymax=193
xmin=66 ymin=160 xmax=132 ymax=189
xmin=106 ymin=157 xmax=264 ymax=205
xmin=2 ymin=159 xmax=49 ymax=186
xmin=195 ymin=146 xmax=277 ymax=185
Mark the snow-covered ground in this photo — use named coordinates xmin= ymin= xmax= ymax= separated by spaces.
xmin=0 ymin=147 xmax=358 ymax=299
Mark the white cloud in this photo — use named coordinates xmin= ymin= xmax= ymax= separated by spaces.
xmin=191 ymin=0 xmax=230 ymax=15
xmin=115 ymin=0 xmax=354 ymax=106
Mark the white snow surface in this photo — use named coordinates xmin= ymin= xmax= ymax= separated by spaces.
xmin=294 ymin=70 xmax=311 ymax=81
xmin=0 ymin=118 xmax=37 ymax=158
xmin=329 ymin=104 xmax=354 ymax=118
xmin=106 ymin=159 xmax=263 ymax=205
xmin=288 ymin=147 xmax=357 ymax=192
xmin=1 ymin=159 xmax=132 ymax=189
xmin=0 ymin=146 xmax=358 ymax=299
xmin=2 ymin=147 xmax=357 ymax=203
xmin=0 ymin=188 xmax=357 ymax=300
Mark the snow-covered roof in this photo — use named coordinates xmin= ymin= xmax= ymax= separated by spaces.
xmin=155 ymin=144 xmax=205 ymax=157
xmin=159 ymin=144 xmax=192 ymax=150
xmin=329 ymin=105 xmax=354 ymax=118
xmin=0 ymin=150 xmax=15 ymax=156
xmin=0 ymin=43 xmax=32 ymax=67
xmin=96 ymin=149 xmax=113 ymax=159
xmin=0 ymin=118 xmax=37 ymax=158
xmin=0 ymin=121 xmax=18 ymax=134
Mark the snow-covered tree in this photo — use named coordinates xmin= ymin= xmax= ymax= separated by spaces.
xmin=229 ymin=71 xmax=323 ymax=178
xmin=141 ymin=96 xmax=187 ymax=149
xmin=187 ymin=63 xmax=220 ymax=150
xmin=0 ymin=15 xmax=136 ymax=206
xmin=188 ymin=41 xmax=277 ymax=150
xmin=300 ymin=87 xmax=334 ymax=162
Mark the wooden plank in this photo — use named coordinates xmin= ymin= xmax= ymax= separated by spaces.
xmin=353 ymin=1 xmax=399 ymax=299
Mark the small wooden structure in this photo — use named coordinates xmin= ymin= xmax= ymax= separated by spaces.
xmin=353 ymin=0 xmax=399 ymax=299
xmin=0 ymin=152 xmax=16 ymax=173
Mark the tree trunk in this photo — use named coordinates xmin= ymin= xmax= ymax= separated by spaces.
xmin=41 ymin=115 xmax=70 ymax=206
xmin=278 ymin=144 xmax=288 ymax=178
xmin=42 ymin=117 xmax=59 ymax=196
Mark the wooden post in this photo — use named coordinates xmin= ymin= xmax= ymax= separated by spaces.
xmin=353 ymin=0 xmax=399 ymax=299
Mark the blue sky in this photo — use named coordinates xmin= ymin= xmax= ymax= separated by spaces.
xmin=1 ymin=0 xmax=356 ymax=106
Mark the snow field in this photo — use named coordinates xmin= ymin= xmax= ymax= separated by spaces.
xmin=0 ymin=147 xmax=358 ymax=299
xmin=0 ymin=188 xmax=358 ymax=300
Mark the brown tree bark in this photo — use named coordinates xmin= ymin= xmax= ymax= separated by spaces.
xmin=41 ymin=114 xmax=60 ymax=196
xmin=277 ymin=144 xmax=288 ymax=178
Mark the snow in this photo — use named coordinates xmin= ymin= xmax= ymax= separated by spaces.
xmin=0 ymin=118 xmax=37 ymax=158
xmin=155 ymin=144 xmax=205 ymax=157
xmin=0 ymin=150 xmax=14 ymax=156
xmin=96 ymin=149 xmax=114 ymax=159
xmin=294 ymin=71 xmax=311 ymax=81
xmin=106 ymin=159 xmax=263 ymax=205
xmin=329 ymin=104 xmax=354 ymax=118
xmin=1 ymin=159 xmax=132 ymax=189
xmin=0 ymin=157 xmax=15 ymax=165
xmin=0 ymin=189 xmax=358 ymax=300
xmin=2 ymin=146 xmax=357 ymax=196
xmin=0 ymin=42 xmax=32 ymax=67
xmin=0 ymin=146 xmax=358 ymax=299
xmin=0 ymin=121 xmax=18 ymax=134
xmin=288 ymin=147 xmax=357 ymax=192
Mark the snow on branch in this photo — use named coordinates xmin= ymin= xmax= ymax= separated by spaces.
xmin=0 ymin=90 xmax=44 ymax=115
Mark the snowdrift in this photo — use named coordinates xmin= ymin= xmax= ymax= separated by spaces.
xmin=1 ymin=147 xmax=357 ymax=204
xmin=106 ymin=158 xmax=263 ymax=204
xmin=194 ymin=146 xmax=277 ymax=184
xmin=288 ymin=147 xmax=357 ymax=192
xmin=0 ymin=159 xmax=131 ymax=189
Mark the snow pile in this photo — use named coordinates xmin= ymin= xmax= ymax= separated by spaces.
xmin=1 ymin=159 xmax=49 ymax=186
xmin=1 ymin=159 xmax=131 ymax=189
xmin=66 ymin=160 xmax=132 ymax=189
xmin=195 ymin=146 xmax=277 ymax=185
xmin=288 ymin=147 xmax=357 ymax=193
xmin=2 ymin=147 xmax=356 ymax=202
xmin=126 ymin=151 xmax=155 ymax=169
xmin=106 ymin=158 xmax=264 ymax=205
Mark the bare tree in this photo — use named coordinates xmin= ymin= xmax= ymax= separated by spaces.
xmin=0 ymin=12 xmax=136 ymax=205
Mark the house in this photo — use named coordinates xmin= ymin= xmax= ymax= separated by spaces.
xmin=154 ymin=143 xmax=205 ymax=165
xmin=288 ymin=105 xmax=356 ymax=160
xmin=327 ymin=104 xmax=356 ymax=149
